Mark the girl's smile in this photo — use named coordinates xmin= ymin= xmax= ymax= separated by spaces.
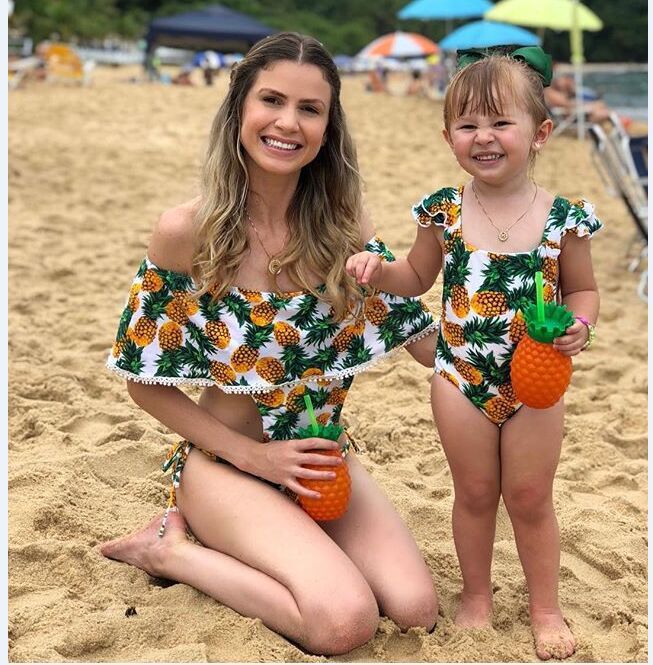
xmin=443 ymin=98 xmax=551 ymax=187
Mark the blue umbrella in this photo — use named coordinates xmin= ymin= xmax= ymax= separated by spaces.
xmin=439 ymin=20 xmax=540 ymax=50
xmin=398 ymin=0 xmax=493 ymax=20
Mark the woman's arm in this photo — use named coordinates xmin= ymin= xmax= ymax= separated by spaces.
xmin=128 ymin=381 xmax=259 ymax=470
xmin=126 ymin=205 xmax=341 ymax=498
xmin=554 ymin=234 xmax=600 ymax=355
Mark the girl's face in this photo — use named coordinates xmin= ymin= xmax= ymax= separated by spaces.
xmin=240 ymin=60 xmax=332 ymax=179
xmin=443 ymin=95 xmax=552 ymax=186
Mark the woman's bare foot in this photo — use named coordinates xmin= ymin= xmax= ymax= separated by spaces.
xmin=455 ymin=592 xmax=493 ymax=628
xmin=98 ymin=510 xmax=188 ymax=578
xmin=531 ymin=608 xmax=576 ymax=660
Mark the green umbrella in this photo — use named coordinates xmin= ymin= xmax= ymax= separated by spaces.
xmin=485 ymin=0 xmax=603 ymax=139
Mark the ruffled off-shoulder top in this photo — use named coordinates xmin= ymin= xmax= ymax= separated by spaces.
xmin=106 ymin=236 xmax=437 ymax=395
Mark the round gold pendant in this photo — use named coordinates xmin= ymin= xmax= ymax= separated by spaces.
xmin=498 ymin=231 xmax=509 ymax=242
xmin=268 ymin=258 xmax=282 ymax=275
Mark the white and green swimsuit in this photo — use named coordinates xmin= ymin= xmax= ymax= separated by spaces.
xmin=412 ymin=186 xmax=602 ymax=425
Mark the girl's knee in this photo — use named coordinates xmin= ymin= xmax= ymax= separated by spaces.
xmin=502 ymin=482 xmax=553 ymax=522
xmin=301 ymin=592 xmax=379 ymax=655
xmin=455 ymin=479 xmax=501 ymax=513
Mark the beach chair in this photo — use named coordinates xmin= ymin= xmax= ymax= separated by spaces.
xmin=588 ymin=122 xmax=648 ymax=301
xmin=604 ymin=112 xmax=648 ymax=194
xmin=8 ymin=55 xmax=41 ymax=89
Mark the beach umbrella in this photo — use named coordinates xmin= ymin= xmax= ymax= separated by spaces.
xmin=439 ymin=20 xmax=540 ymax=50
xmin=357 ymin=31 xmax=439 ymax=59
xmin=485 ymin=0 xmax=601 ymax=31
xmin=485 ymin=0 xmax=603 ymax=139
xmin=398 ymin=0 xmax=493 ymax=20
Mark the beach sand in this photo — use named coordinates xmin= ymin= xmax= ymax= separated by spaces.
xmin=9 ymin=67 xmax=648 ymax=662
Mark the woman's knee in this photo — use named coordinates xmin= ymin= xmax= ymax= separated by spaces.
xmin=384 ymin=584 xmax=439 ymax=632
xmin=301 ymin=591 xmax=379 ymax=655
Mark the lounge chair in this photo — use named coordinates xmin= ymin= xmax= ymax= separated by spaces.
xmin=604 ymin=112 xmax=647 ymax=194
xmin=8 ymin=56 xmax=41 ymax=89
xmin=588 ymin=121 xmax=648 ymax=301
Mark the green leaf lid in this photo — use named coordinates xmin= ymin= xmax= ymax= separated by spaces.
xmin=522 ymin=271 xmax=575 ymax=343
xmin=296 ymin=394 xmax=344 ymax=441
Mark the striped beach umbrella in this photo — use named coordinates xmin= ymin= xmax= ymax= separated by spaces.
xmin=357 ymin=31 xmax=439 ymax=59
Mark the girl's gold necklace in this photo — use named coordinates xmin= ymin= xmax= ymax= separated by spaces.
xmin=471 ymin=181 xmax=538 ymax=242
xmin=246 ymin=212 xmax=285 ymax=276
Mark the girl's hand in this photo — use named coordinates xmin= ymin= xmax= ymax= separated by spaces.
xmin=346 ymin=251 xmax=383 ymax=285
xmin=251 ymin=437 xmax=343 ymax=498
xmin=553 ymin=320 xmax=589 ymax=356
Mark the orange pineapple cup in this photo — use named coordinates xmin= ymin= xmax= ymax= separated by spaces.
xmin=295 ymin=421 xmax=351 ymax=521
xmin=510 ymin=299 xmax=576 ymax=410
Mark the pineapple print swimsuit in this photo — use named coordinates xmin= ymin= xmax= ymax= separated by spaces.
xmin=107 ymin=236 xmax=437 ymax=532
xmin=412 ymin=186 xmax=602 ymax=426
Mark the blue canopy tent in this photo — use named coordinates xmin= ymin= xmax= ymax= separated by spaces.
xmin=145 ymin=5 xmax=275 ymax=56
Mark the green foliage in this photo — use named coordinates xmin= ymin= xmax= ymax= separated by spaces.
xmin=9 ymin=0 xmax=647 ymax=62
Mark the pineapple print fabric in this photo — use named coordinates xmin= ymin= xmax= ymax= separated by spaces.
xmin=108 ymin=237 xmax=436 ymax=533
xmin=107 ymin=236 xmax=436 ymax=397
xmin=413 ymin=186 xmax=602 ymax=425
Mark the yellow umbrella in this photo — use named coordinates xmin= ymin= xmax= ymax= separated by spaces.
xmin=485 ymin=0 xmax=603 ymax=139
xmin=485 ymin=0 xmax=602 ymax=31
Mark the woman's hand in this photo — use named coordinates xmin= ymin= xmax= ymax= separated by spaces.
xmin=249 ymin=437 xmax=344 ymax=498
xmin=346 ymin=251 xmax=383 ymax=286
xmin=553 ymin=320 xmax=589 ymax=356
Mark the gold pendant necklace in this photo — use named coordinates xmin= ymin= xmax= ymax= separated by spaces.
xmin=471 ymin=181 xmax=538 ymax=242
xmin=246 ymin=213 xmax=285 ymax=276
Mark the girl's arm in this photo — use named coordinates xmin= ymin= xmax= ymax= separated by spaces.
xmin=348 ymin=225 xmax=443 ymax=297
xmin=358 ymin=208 xmax=437 ymax=367
xmin=554 ymin=234 xmax=600 ymax=355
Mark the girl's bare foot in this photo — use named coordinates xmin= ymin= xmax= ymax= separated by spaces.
xmin=531 ymin=608 xmax=576 ymax=660
xmin=455 ymin=592 xmax=493 ymax=628
xmin=98 ymin=510 xmax=188 ymax=578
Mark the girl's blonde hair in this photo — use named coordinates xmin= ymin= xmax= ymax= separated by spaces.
xmin=443 ymin=55 xmax=549 ymax=133
xmin=193 ymin=32 xmax=364 ymax=321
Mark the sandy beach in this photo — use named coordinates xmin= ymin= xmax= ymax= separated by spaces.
xmin=8 ymin=66 xmax=648 ymax=662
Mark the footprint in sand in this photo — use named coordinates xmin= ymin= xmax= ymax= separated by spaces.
xmin=60 ymin=412 xmax=130 ymax=443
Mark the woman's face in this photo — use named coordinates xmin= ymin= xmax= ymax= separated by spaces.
xmin=240 ymin=60 xmax=332 ymax=179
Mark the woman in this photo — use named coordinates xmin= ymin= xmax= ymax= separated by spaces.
xmin=103 ymin=32 xmax=438 ymax=656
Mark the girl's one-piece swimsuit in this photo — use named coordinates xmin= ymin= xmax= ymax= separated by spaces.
xmin=412 ymin=185 xmax=602 ymax=426
xmin=107 ymin=236 xmax=437 ymax=533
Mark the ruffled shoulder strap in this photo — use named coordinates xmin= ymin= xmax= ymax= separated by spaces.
xmin=545 ymin=196 xmax=603 ymax=241
xmin=364 ymin=235 xmax=397 ymax=262
xmin=411 ymin=186 xmax=462 ymax=229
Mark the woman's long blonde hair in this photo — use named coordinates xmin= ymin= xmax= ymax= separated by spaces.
xmin=193 ymin=32 xmax=365 ymax=321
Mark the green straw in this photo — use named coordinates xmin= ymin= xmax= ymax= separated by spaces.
xmin=303 ymin=394 xmax=319 ymax=435
xmin=535 ymin=271 xmax=545 ymax=323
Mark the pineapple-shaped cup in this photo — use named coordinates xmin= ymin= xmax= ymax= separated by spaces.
xmin=295 ymin=395 xmax=351 ymax=521
xmin=510 ymin=272 xmax=575 ymax=409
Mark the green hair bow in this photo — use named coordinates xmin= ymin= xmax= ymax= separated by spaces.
xmin=456 ymin=45 xmax=553 ymax=87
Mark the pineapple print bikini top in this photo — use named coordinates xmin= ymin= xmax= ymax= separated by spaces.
xmin=107 ymin=235 xmax=437 ymax=441
xmin=412 ymin=186 xmax=602 ymax=425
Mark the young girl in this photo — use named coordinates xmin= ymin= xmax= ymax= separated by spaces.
xmin=101 ymin=33 xmax=439 ymax=656
xmin=347 ymin=47 xmax=601 ymax=660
